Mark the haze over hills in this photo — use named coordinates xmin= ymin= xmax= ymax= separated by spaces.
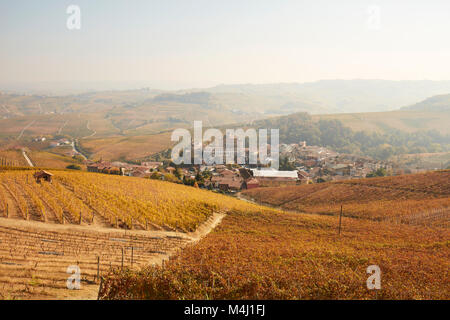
xmin=314 ymin=94 xmax=450 ymax=135
xmin=3 ymin=79 xmax=450 ymax=120
xmin=1 ymin=79 xmax=450 ymax=163
xmin=401 ymin=94 xmax=450 ymax=112
xmin=196 ymin=79 xmax=450 ymax=114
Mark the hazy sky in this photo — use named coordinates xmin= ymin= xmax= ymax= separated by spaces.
xmin=1 ymin=0 xmax=450 ymax=90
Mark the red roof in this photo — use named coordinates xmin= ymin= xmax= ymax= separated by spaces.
xmin=246 ymin=178 xmax=259 ymax=185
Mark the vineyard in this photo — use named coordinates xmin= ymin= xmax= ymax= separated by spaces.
xmin=0 ymin=150 xmax=28 ymax=167
xmin=99 ymin=207 xmax=450 ymax=300
xmin=242 ymin=170 xmax=450 ymax=224
xmin=0 ymin=169 xmax=260 ymax=232
xmin=0 ymin=217 xmax=192 ymax=299
xmin=1 ymin=168 xmax=449 ymax=300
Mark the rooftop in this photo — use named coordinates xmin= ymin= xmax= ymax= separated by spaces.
xmin=251 ymin=169 xmax=298 ymax=179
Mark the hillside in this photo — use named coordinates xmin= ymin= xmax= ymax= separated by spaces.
xmin=241 ymin=112 xmax=450 ymax=160
xmin=0 ymin=168 xmax=448 ymax=300
xmin=312 ymin=92 xmax=450 ymax=135
xmin=0 ymin=169 xmax=258 ymax=232
xmin=242 ymin=170 xmax=450 ymax=224
xmin=0 ymin=168 xmax=263 ymax=299
xmin=206 ymin=80 xmax=450 ymax=114
xmin=79 ymin=132 xmax=174 ymax=162
xmin=312 ymin=109 xmax=450 ymax=135
xmin=3 ymin=80 xmax=450 ymax=138
xmin=100 ymin=199 xmax=449 ymax=300
xmin=2 ymin=81 xmax=450 ymax=164
xmin=402 ymin=94 xmax=450 ymax=112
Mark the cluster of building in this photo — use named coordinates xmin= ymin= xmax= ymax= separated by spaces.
xmin=87 ymin=161 xmax=162 ymax=177
xmin=49 ymin=139 xmax=71 ymax=148
xmin=84 ymin=141 xmax=398 ymax=193
xmin=280 ymin=142 xmax=393 ymax=182
xmin=204 ymin=166 xmax=309 ymax=193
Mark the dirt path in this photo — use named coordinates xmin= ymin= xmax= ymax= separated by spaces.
xmin=57 ymin=120 xmax=68 ymax=135
xmin=21 ymin=149 xmax=34 ymax=167
xmin=82 ymin=121 xmax=97 ymax=139
xmin=17 ymin=120 xmax=36 ymax=140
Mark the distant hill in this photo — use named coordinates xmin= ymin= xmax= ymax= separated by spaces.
xmin=203 ymin=79 xmax=450 ymax=114
xmin=313 ymin=93 xmax=450 ymax=135
xmin=238 ymin=112 xmax=450 ymax=160
xmin=2 ymin=80 xmax=450 ymax=163
xmin=3 ymin=80 xmax=450 ymax=119
xmin=402 ymin=94 xmax=450 ymax=112
xmin=312 ymin=109 xmax=450 ymax=135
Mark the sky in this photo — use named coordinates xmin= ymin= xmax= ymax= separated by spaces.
xmin=1 ymin=0 xmax=450 ymax=90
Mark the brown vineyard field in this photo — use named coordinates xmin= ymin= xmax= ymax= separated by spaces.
xmin=242 ymin=170 xmax=450 ymax=225
xmin=0 ymin=169 xmax=258 ymax=232
xmin=1 ymin=168 xmax=449 ymax=300
xmin=99 ymin=207 xmax=450 ymax=300
xmin=0 ymin=218 xmax=191 ymax=300
xmin=79 ymin=132 xmax=173 ymax=162
xmin=0 ymin=168 xmax=261 ymax=299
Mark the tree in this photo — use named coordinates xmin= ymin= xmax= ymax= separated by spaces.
xmin=279 ymin=157 xmax=296 ymax=171
xmin=366 ymin=167 xmax=388 ymax=178
xmin=66 ymin=164 xmax=81 ymax=170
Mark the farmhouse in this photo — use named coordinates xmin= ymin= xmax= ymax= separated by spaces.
xmin=34 ymin=170 xmax=53 ymax=183
xmin=244 ymin=178 xmax=260 ymax=189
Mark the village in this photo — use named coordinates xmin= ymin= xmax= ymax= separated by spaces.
xmin=80 ymin=141 xmax=406 ymax=194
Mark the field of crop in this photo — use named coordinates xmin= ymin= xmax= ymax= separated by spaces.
xmin=99 ymin=206 xmax=450 ymax=300
xmin=79 ymin=132 xmax=173 ymax=161
xmin=0 ymin=217 xmax=191 ymax=300
xmin=26 ymin=151 xmax=83 ymax=170
xmin=242 ymin=170 xmax=450 ymax=224
xmin=0 ymin=150 xmax=28 ymax=167
xmin=0 ymin=169 xmax=257 ymax=232
xmin=0 ymin=168 xmax=261 ymax=299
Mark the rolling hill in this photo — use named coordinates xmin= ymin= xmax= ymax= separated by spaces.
xmin=99 ymin=171 xmax=450 ymax=299
xmin=0 ymin=167 xmax=448 ymax=300
xmin=312 ymin=109 xmax=450 ymax=135
xmin=402 ymin=94 xmax=450 ymax=112
xmin=242 ymin=170 xmax=450 ymax=224
xmin=2 ymin=80 xmax=450 ymax=165
xmin=313 ymin=93 xmax=450 ymax=135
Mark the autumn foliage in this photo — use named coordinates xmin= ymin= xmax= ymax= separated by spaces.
xmin=243 ymin=170 xmax=450 ymax=223
xmin=99 ymin=208 xmax=449 ymax=300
